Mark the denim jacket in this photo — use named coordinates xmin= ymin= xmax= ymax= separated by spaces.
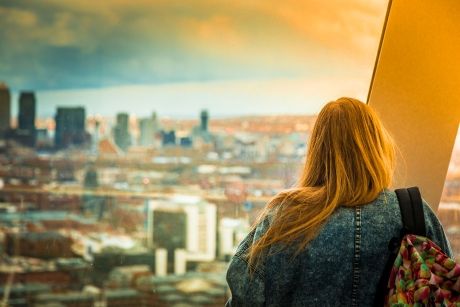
xmin=226 ymin=190 xmax=453 ymax=307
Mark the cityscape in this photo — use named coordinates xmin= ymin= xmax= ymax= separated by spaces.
xmin=0 ymin=82 xmax=317 ymax=306
xmin=2 ymin=0 xmax=458 ymax=305
xmin=0 ymin=82 xmax=459 ymax=306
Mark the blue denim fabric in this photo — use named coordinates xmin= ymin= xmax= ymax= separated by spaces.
xmin=226 ymin=190 xmax=453 ymax=307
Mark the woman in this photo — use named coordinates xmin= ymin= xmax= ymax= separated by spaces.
xmin=225 ymin=98 xmax=452 ymax=306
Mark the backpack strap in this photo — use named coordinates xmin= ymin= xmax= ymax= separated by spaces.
xmin=374 ymin=187 xmax=426 ymax=306
xmin=395 ymin=187 xmax=426 ymax=236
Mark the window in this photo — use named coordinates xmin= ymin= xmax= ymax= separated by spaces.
xmin=0 ymin=1 xmax=389 ymax=305
xmin=439 ymin=126 xmax=460 ymax=260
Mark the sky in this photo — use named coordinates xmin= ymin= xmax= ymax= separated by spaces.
xmin=0 ymin=0 xmax=389 ymax=118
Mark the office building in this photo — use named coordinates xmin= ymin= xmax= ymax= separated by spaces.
xmin=139 ymin=118 xmax=154 ymax=146
xmin=161 ymin=130 xmax=176 ymax=146
xmin=147 ymin=195 xmax=217 ymax=265
xmin=200 ymin=110 xmax=209 ymax=132
xmin=54 ymin=107 xmax=87 ymax=148
xmin=18 ymin=91 xmax=36 ymax=131
xmin=152 ymin=210 xmax=187 ymax=252
xmin=16 ymin=91 xmax=36 ymax=146
xmin=180 ymin=136 xmax=193 ymax=148
xmin=139 ymin=111 xmax=161 ymax=147
xmin=91 ymin=120 xmax=100 ymax=155
xmin=191 ymin=110 xmax=212 ymax=146
xmin=114 ymin=113 xmax=131 ymax=151
xmin=0 ymin=82 xmax=11 ymax=137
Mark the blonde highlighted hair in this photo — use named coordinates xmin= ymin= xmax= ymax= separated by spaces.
xmin=247 ymin=97 xmax=396 ymax=269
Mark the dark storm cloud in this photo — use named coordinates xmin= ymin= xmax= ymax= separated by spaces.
xmin=0 ymin=0 xmax=387 ymax=91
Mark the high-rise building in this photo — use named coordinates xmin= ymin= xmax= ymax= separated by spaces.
xmin=139 ymin=112 xmax=161 ymax=147
xmin=191 ymin=110 xmax=212 ymax=147
xmin=139 ymin=118 xmax=154 ymax=147
xmin=200 ymin=110 xmax=209 ymax=132
xmin=18 ymin=91 xmax=36 ymax=131
xmin=91 ymin=120 xmax=100 ymax=155
xmin=16 ymin=91 xmax=36 ymax=146
xmin=114 ymin=113 xmax=131 ymax=151
xmin=0 ymin=82 xmax=11 ymax=137
xmin=147 ymin=195 xmax=217 ymax=263
xmin=54 ymin=107 xmax=87 ymax=148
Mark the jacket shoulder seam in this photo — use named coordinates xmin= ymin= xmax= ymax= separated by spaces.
xmin=232 ymin=253 xmax=265 ymax=280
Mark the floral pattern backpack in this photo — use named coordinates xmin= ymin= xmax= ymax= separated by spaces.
xmin=375 ymin=187 xmax=460 ymax=306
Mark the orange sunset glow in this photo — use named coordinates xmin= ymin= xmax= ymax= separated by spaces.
xmin=0 ymin=0 xmax=389 ymax=117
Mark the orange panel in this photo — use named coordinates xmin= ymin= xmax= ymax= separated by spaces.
xmin=368 ymin=0 xmax=460 ymax=209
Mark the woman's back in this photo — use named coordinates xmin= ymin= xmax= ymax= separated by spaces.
xmin=226 ymin=190 xmax=452 ymax=306
xmin=226 ymin=98 xmax=453 ymax=306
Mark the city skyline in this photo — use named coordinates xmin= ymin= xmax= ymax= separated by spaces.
xmin=0 ymin=2 xmax=459 ymax=306
xmin=5 ymin=77 xmax=373 ymax=118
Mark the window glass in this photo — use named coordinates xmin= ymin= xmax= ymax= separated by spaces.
xmin=0 ymin=1 xmax=388 ymax=305
xmin=439 ymin=126 xmax=460 ymax=260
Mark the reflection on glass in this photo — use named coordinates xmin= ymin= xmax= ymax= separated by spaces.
xmin=0 ymin=1 xmax=389 ymax=305
xmin=439 ymin=126 xmax=460 ymax=260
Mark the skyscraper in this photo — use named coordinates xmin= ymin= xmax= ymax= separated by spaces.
xmin=91 ymin=120 xmax=100 ymax=155
xmin=139 ymin=111 xmax=160 ymax=147
xmin=200 ymin=110 xmax=209 ymax=132
xmin=18 ymin=91 xmax=36 ymax=131
xmin=139 ymin=118 xmax=154 ymax=147
xmin=114 ymin=113 xmax=131 ymax=151
xmin=0 ymin=83 xmax=11 ymax=137
xmin=191 ymin=109 xmax=212 ymax=145
xmin=54 ymin=107 xmax=87 ymax=148
xmin=17 ymin=91 xmax=36 ymax=146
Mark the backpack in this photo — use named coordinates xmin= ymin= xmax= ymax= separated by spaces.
xmin=374 ymin=187 xmax=460 ymax=306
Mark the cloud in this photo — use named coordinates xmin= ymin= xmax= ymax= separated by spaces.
xmin=0 ymin=0 xmax=389 ymax=90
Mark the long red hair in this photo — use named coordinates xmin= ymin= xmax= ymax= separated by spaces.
xmin=247 ymin=97 xmax=395 ymax=269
